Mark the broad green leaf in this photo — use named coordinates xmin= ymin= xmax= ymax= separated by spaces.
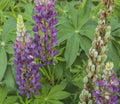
xmin=65 ymin=35 xmax=80 ymax=68
xmin=34 ymin=99 xmax=44 ymax=104
xmin=108 ymin=18 xmax=120 ymax=70
xmin=48 ymin=100 xmax=63 ymax=104
xmin=23 ymin=3 xmax=34 ymax=22
xmin=57 ymin=29 xmax=73 ymax=44
xmin=2 ymin=17 xmax=16 ymax=36
xmin=54 ymin=63 xmax=65 ymax=80
xmin=48 ymin=91 xmax=70 ymax=100
xmin=0 ymin=48 xmax=7 ymax=81
xmin=80 ymin=19 xmax=96 ymax=40
xmin=48 ymin=84 xmax=66 ymax=96
xmin=35 ymin=84 xmax=70 ymax=104
xmin=4 ymin=68 xmax=15 ymax=89
xmin=78 ymin=0 xmax=92 ymax=29
xmin=0 ymin=86 xmax=7 ymax=104
xmin=68 ymin=6 xmax=79 ymax=29
xmin=107 ymin=41 xmax=120 ymax=70
xmin=57 ymin=0 xmax=92 ymax=68
xmin=5 ymin=44 xmax=14 ymax=54
xmin=79 ymin=35 xmax=92 ymax=54
xmin=4 ymin=96 xmax=17 ymax=104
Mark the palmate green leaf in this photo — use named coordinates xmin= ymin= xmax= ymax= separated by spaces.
xmin=0 ymin=47 xmax=7 ymax=81
xmin=65 ymin=35 xmax=80 ymax=68
xmin=57 ymin=29 xmax=73 ymax=44
xmin=0 ymin=86 xmax=7 ymax=104
xmin=34 ymin=84 xmax=70 ymax=104
xmin=80 ymin=19 xmax=97 ymax=40
xmin=57 ymin=16 xmax=75 ymax=44
xmin=57 ymin=0 xmax=93 ymax=68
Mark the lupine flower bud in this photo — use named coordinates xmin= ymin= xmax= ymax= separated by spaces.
xmin=106 ymin=26 xmax=111 ymax=32
xmin=88 ymin=100 xmax=92 ymax=104
xmin=87 ymin=72 xmax=92 ymax=78
xmin=101 ymin=54 xmax=107 ymax=62
xmin=88 ymin=61 xmax=92 ymax=67
xmin=83 ymin=77 xmax=88 ymax=84
xmin=105 ymin=31 xmax=110 ymax=39
xmin=105 ymin=62 xmax=114 ymax=70
xmin=93 ymin=51 xmax=98 ymax=58
xmin=91 ymin=65 xmax=95 ymax=72
xmin=98 ymin=36 xmax=101 ymax=41
xmin=13 ymin=15 xmax=41 ymax=98
xmin=96 ymin=65 xmax=101 ymax=71
xmin=101 ymin=46 xmax=106 ymax=53
xmin=97 ymin=55 xmax=101 ymax=62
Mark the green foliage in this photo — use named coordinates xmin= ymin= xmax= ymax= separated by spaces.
xmin=34 ymin=84 xmax=70 ymax=104
xmin=0 ymin=47 xmax=7 ymax=81
xmin=58 ymin=0 xmax=94 ymax=68
xmin=0 ymin=0 xmax=120 ymax=104
xmin=0 ymin=86 xmax=17 ymax=104
xmin=0 ymin=86 xmax=7 ymax=103
xmin=4 ymin=96 xmax=17 ymax=104
xmin=65 ymin=35 xmax=80 ymax=68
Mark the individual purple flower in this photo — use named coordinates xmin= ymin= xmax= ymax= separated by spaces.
xmin=94 ymin=80 xmax=107 ymax=86
xmin=13 ymin=15 xmax=41 ymax=98
xmin=32 ymin=0 xmax=58 ymax=66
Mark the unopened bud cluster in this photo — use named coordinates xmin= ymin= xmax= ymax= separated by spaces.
xmin=79 ymin=0 xmax=114 ymax=103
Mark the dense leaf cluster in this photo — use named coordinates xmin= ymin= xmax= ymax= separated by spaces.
xmin=0 ymin=0 xmax=120 ymax=104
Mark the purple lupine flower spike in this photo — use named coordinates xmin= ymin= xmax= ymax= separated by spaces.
xmin=33 ymin=0 xmax=58 ymax=66
xmin=13 ymin=15 xmax=41 ymax=98
xmin=93 ymin=62 xmax=119 ymax=104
